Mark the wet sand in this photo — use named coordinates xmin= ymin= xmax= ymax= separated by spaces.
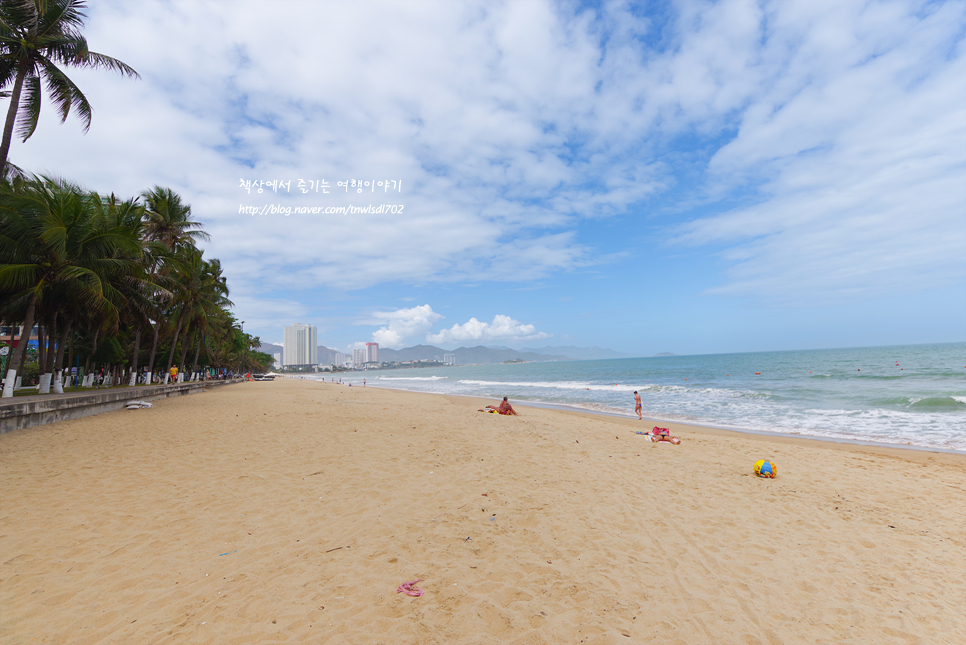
xmin=1 ymin=377 xmax=964 ymax=644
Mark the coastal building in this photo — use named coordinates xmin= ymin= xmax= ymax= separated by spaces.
xmin=444 ymin=353 xmax=456 ymax=365
xmin=352 ymin=348 xmax=365 ymax=367
xmin=283 ymin=324 xmax=318 ymax=367
xmin=334 ymin=352 xmax=351 ymax=368
xmin=273 ymin=353 xmax=282 ymax=370
xmin=366 ymin=342 xmax=379 ymax=363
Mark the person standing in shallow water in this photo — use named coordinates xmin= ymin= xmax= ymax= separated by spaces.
xmin=634 ymin=391 xmax=642 ymax=420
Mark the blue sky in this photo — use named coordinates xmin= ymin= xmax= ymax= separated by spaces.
xmin=9 ymin=0 xmax=965 ymax=356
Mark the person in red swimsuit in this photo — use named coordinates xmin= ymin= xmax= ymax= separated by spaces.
xmin=480 ymin=397 xmax=519 ymax=415
xmin=651 ymin=426 xmax=681 ymax=444
xmin=497 ymin=398 xmax=518 ymax=415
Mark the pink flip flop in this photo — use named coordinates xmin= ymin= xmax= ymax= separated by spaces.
xmin=397 ymin=579 xmax=424 ymax=596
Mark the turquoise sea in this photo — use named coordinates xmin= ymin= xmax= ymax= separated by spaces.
xmin=313 ymin=342 xmax=966 ymax=452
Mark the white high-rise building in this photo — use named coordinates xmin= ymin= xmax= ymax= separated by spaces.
xmin=334 ymin=352 xmax=351 ymax=368
xmin=443 ymin=353 xmax=456 ymax=365
xmin=283 ymin=324 xmax=318 ymax=366
xmin=352 ymin=348 xmax=365 ymax=367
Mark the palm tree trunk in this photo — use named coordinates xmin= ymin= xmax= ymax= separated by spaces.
xmin=39 ymin=317 xmax=57 ymax=394
xmin=84 ymin=328 xmax=99 ymax=386
xmin=4 ymin=323 xmax=13 ymax=374
xmin=36 ymin=324 xmax=46 ymax=390
xmin=46 ymin=318 xmax=57 ymax=374
xmin=15 ymin=339 xmax=27 ymax=389
xmin=177 ymin=327 xmax=191 ymax=381
xmin=128 ymin=329 xmax=141 ymax=387
xmin=0 ymin=63 xmax=28 ymax=174
xmin=52 ymin=322 xmax=71 ymax=394
xmin=2 ymin=292 xmax=36 ymax=397
xmin=191 ymin=337 xmax=202 ymax=380
xmin=146 ymin=322 xmax=159 ymax=383
xmin=66 ymin=329 xmax=74 ymax=386
xmin=164 ymin=309 xmax=185 ymax=384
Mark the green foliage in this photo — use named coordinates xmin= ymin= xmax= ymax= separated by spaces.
xmin=20 ymin=360 xmax=39 ymax=384
xmin=0 ymin=0 xmax=140 ymax=171
xmin=0 ymin=173 xmax=247 ymax=396
xmin=91 ymin=336 xmax=125 ymax=365
xmin=250 ymin=351 xmax=274 ymax=371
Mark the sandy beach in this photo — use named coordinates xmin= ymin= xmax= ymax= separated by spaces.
xmin=1 ymin=377 xmax=964 ymax=645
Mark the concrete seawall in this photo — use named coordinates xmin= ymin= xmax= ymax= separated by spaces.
xmin=0 ymin=379 xmax=241 ymax=434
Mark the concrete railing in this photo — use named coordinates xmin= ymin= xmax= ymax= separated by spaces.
xmin=0 ymin=379 xmax=243 ymax=434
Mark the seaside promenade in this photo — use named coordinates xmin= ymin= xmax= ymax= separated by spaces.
xmin=0 ymin=379 xmax=242 ymax=434
xmin=1 ymin=377 xmax=963 ymax=644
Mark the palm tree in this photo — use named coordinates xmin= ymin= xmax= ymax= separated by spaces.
xmin=141 ymin=186 xmax=209 ymax=250
xmin=176 ymin=255 xmax=231 ymax=380
xmin=161 ymin=248 xmax=230 ymax=383
xmin=0 ymin=175 xmax=143 ymax=396
xmin=91 ymin=193 xmax=166 ymax=387
xmin=0 ymin=0 xmax=139 ymax=173
xmin=141 ymin=186 xmax=208 ymax=382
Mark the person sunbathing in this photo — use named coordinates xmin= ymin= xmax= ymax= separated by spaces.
xmin=650 ymin=426 xmax=681 ymax=444
xmin=480 ymin=397 xmax=519 ymax=415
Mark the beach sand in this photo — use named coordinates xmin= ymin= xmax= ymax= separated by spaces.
xmin=1 ymin=377 xmax=964 ymax=644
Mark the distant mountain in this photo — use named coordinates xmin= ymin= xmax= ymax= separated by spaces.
xmin=375 ymin=344 xmax=443 ymax=362
xmin=258 ymin=342 xmax=618 ymax=365
xmin=520 ymin=345 xmax=628 ymax=360
xmin=652 ymin=352 xmax=677 ymax=357
xmin=378 ymin=344 xmax=572 ymax=365
xmin=257 ymin=342 xmax=282 ymax=357
xmin=453 ymin=345 xmax=572 ymax=364
xmin=317 ymin=345 xmax=340 ymax=365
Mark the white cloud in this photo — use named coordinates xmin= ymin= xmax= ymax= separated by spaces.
xmin=427 ymin=314 xmax=551 ymax=346
xmin=228 ymin=293 xmax=308 ymax=335
xmin=672 ymin=0 xmax=966 ymax=304
xmin=9 ymin=0 xmax=664 ymax=297
xmin=5 ymin=0 xmax=962 ymax=328
xmin=368 ymin=305 xmax=444 ymax=349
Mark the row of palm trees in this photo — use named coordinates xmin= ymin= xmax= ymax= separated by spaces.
xmin=0 ymin=2 xmax=269 ymax=396
xmin=0 ymin=174 xmax=270 ymax=397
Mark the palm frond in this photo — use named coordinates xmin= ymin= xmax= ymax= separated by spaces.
xmin=82 ymin=51 xmax=139 ymax=78
xmin=15 ymin=73 xmax=42 ymax=141
xmin=0 ymin=263 xmax=41 ymax=292
xmin=36 ymin=0 xmax=87 ymax=38
xmin=37 ymin=57 xmax=90 ymax=128
xmin=0 ymin=159 xmax=28 ymax=182
xmin=0 ymin=59 xmax=18 ymax=89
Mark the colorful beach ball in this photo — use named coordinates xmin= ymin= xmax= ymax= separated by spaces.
xmin=754 ymin=459 xmax=777 ymax=478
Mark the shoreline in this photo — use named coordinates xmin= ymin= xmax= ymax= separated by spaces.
xmin=510 ymin=397 xmax=966 ymax=457
xmin=437 ymin=392 xmax=966 ymax=466
xmin=327 ymin=377 xmax=966 ymax=458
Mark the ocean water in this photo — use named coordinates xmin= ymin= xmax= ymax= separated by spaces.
xmin=311 ymin=342 xmax=966 ymax=452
